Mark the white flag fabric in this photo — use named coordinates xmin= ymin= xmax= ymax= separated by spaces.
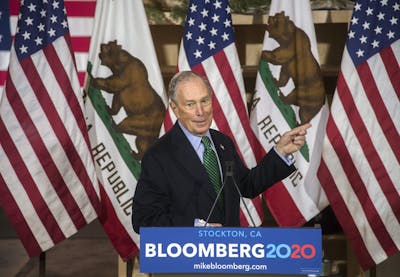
xmin=0 ymin=0 xmax=100 ymax=257
xmin=318 ymin=0 xmax=400 ymax=270
xmin=84 ymin=0 xmax=167 ymax=260
xmin=250 ymin=0 xmax=330 ymax=226
xmin=162 ymin=0 xmax=265 ymax=226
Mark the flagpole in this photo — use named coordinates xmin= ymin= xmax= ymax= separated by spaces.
xmin=39 ymin=252 xmax=46 ymax=277
xmin=126 ymin=259 xmax=133 ymax=277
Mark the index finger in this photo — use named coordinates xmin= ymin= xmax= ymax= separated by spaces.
xmin=288 ymin=123 xmax=312 ymax=136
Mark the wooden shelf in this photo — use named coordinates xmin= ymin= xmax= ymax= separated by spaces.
xmin=154 ymin=10 xmax=353 ymax=25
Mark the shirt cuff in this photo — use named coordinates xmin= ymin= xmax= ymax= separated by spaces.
xmin=273 ymin=146 xmax=293 ymax=166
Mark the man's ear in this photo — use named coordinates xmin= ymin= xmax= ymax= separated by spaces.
xmin=169 ymin=101 xmax=179 ymax=118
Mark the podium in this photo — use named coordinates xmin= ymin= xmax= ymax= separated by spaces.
xmin=139 ymin=227 xmax=322 ymax=276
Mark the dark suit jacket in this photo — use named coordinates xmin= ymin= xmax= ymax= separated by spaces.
xmin=132 ymin=122 xmax=295 ymax=233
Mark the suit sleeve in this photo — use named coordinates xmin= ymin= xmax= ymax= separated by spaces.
xmin=231 ymin=140 xmax=296 ymax=199
xmin=132 ymin=151 xmax=182 ymax=233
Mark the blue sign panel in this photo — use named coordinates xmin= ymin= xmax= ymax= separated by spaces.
xmin=140 ymin=227 xmax=322 ymax=275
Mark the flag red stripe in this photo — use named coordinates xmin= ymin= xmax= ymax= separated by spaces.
xmin=326 ymin=83 xmax=397 ymax=255
xmin=65 ymin=1 xmax=96 ymax=17
xmin=0 ymin=116 xmax=65 ymax=245
xmin=317 ymin=154 xmax=375 ymax=269
xmin=213 ymin=50 xmax=265 ymax=162
xmin=338 ymin=71 xmax=400 ymax=223
xmin=9 ymin=1 xmax=20 ymax=14
xmin=163 ymin=110 xmax=174 ymax=131
xmin=380 ymin=46 xmax=400 ymax=99
xmin=9 ymin=1 xmax=96 ymax=16
xmin=264 ymin=181 xmax=306 ymax=226
xmin=78 ymin=72 xmax=86 ymax=86
xmin=357 ymin=62 xmax=400 ymax=162
xmin=0 ymin=174 xmax=43 ymax=256
xmin=71 ymin=37 xmax=91 ymax=52
xmin=98 ymin=184 xmax=139 ymax=260
xmin=20 ymin=57 xmax=88 ymax=229
xmin=0 ymin=71 xmax=6 ymax=86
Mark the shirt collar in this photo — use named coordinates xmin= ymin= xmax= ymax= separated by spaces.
xmin=178 ymin=121 xmax=212 ymax=151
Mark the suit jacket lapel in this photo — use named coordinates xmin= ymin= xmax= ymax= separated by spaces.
xmin=170 ymin=123 xmax=218 ymax=202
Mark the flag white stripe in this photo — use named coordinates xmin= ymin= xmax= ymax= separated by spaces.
xmin=0 ymin=52 xmax=10 ymax=70
xmin=322 ymin=135 xmax=388 ymax=264
xmin=0 ymin=145 xmax=54 ymax=250
xmin=177 ymin=41 xmax=191 ymax=71
xmin=67 ymin=17 xmax=94 ymax=37
xmin=74 ymin=52 xmax=89 ymax=73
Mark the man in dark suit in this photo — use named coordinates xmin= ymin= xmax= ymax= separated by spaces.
xmin=132 ymin=71 xmax=310 ymax=233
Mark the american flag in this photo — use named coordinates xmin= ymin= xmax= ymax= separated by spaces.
xmin=0 ymin=0 xmax=100 ymax=257
xmin=0 ymin=0 xmax=95 ymax=93
xmin=162 ymin=0 xmax=265 ymax=226
xmin=318 ymin=0 xmax=400 ymax=270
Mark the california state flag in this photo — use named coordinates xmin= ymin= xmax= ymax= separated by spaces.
xmin=83 ymin=0 xmax=167 ymax=260
xmin=250 ymin=0 xmax=329 ymax=226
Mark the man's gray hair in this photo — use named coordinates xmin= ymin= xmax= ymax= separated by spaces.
xmin=168 ymin=71 xmax=211 ymax=102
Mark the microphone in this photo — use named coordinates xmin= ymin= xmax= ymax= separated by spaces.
xmin=226 ymin=161 xmax=257 ymax=227
xmin=204 ymin=174 xmax=225 ymax=226
xmin=204 ymin=161 xmax=257 ymax=227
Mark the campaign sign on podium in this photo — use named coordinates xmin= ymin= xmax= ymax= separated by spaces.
xmin=140 ymin=227 xmax=322 ymax=275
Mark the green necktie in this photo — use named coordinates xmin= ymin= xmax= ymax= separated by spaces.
xmin=202 ymin=136 xmax=224 ymax=206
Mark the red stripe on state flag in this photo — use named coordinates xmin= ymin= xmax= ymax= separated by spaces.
xmin=98 ymin=184 xmax=139 ymax=260
xmin=0 ymin=173 xmax=44 ymax=256
xmin=264 ymin=181 xmax=306 ymax=226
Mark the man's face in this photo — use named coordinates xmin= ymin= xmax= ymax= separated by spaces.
xmin=170 ymin=76 xmax=213 ymax=136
